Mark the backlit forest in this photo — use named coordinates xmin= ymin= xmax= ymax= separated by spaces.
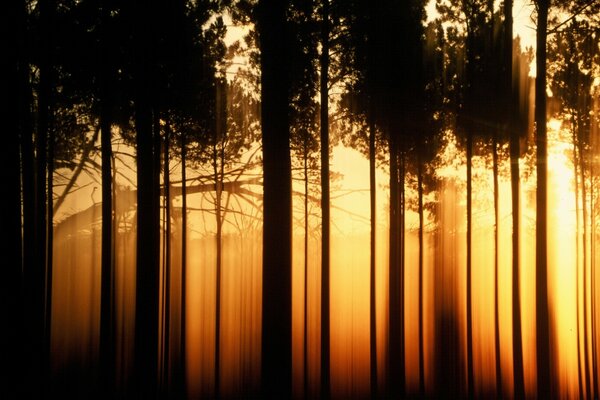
xmin=3 ymin=0 xmax=600 ymax=398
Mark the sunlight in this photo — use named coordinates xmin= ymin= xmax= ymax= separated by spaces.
xmin=9 ymin=0 xmax=600 ymax=399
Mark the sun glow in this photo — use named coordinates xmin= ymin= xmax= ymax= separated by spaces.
xmin=13 ymin=0 xmax=600 ymax=397
xmin=45 ymin=112 xmax=598 ymax=397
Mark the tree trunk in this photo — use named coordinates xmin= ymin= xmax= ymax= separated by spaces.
xmin=492 ymin=137 xmax=502 ymax=398
xmin=388 ymin=138 xmax=404 ymax=398
xmin=32 ymin=1 xmax=54 ymax=393
xmin=20 ymin=55 xmax=37 ymax=397
xmin=590 ymin=162 xmax=599 ymax=397
xmin=491 ymin=5 xmax=501 ymax=398
xmin=133 ymin=0 xmax=160 ymax=393
xmin=399 ymin=152 xmax=406 ymax=396
xmin=163 ymin=126 xmax=172 ymax=394
xmin=180 ymin=132 xmax=188 ymax=398
xmin=418 ymin=153 xmax=425 ymax=397
xmin=99 ymin=52 xmax=115 ymax=397
xmin=320 ymin=1 xmax=331 ymax=398
xmin=505 ymin=2 xmax=525 ymax=397
xmin=580 ymin=127 xmax=592 ymax=399
xmin=45 ymin=102 xmax=55 ymax=386
xmin=466 ymin=130 xmax=474 ymax=399
xmin=368 ymin=105 xmax=377 ymax=399
xmin=257 ymin=0 xmax=292 ymax=397
xmin=3 ymin=1 xmax=26 ymax=395
xmin=304 ymin=129 xmax=310 ymax=399
xmin=591 ymin=129 xmax=599 ymax=400
xmin=214 ymin=138 xmax=223 ymax=399
xmin=134 ymin=108 xmax=160 ymax=396
xmin=535 ymin=1 xmax=551 ymax=397
xmin=574 ymin=123 xmax=585 ymax=399
xmin=20 ymin=23 xmax=37 ymax=393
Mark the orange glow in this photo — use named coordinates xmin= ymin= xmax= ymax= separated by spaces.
xmin=47 ymin=121 xmax=600 ymax=397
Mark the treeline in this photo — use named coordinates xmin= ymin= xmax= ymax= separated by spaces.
xmin=3 ymin=0 xmax=600 ymax=398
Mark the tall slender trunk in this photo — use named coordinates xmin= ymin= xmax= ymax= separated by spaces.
xmin=591 ymin=140 xmax=599 ymax=399
xmin=388 ymin=139 xmax=404 ymax=398
xmin=20 ymin=36 xmax=37 ymax=396
xmin=320 ymin=1 xmax=331 ymax=398
xmin=180 ymin=132 xmax=188 ymax=398
xmin=45 ymin=106 xmax=54 ymax=383
xmin=490 ymin=4 xmax=501 ymax=397
xmin=304 ymin=132 xmax=310 ymax=399
xmin=369 ymin=106 xmax=377 ymax=399
xmin=214 ymin=138 xmax=223 ymax=399
xmin=463 ymin=15 xmax=475 ymax=398
xmin=99 ymin=63 xmax=115 ymax=397
xmin=21 ymin=63 xmax=37 ymax=396
xmin=510 ymin=127 xmax=525 ymax=400
xmin=580 ymin=129 xmax=592 ymax=399
xmin=535 ymin=1 xmax=551 ymax=397
xmin=388 ymin=142 xmax=398 ymax=397
xmin=4 ymin=1 xmax=26 ymax=394
xmin=492 ymin=137 xmax=502 ymax=398
xmin=258 ymin=0 xmax=292 ymax=396
xmin=418 ymin=153 xmax=425 ymax=397
xmin=33 ymin=1 xmax=53 ymax=393
xmin=163 ymin=126 xmax=172 ymax=394
xmin=133 ymin=0 xmax=160 ymax=391
xmin=505 ymin=2 xmax=524 ymax=396
xmin=466 ymin=130 xmax=474 ymax=399
xmin=134 ymin=100 xmax=160 ymax=397
xmin=399 ymin=153 xmax=406 ymax=396
xmin=574 ymin=123 xmax=585 ymax=399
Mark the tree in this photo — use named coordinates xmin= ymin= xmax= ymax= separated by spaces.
xmin=288 ymin=1 xmax=320 ymax=395
xmin=548 ymin=9 xmax=599 ymax=396
xmin=179 ymin=129 xmax=188 ymax=398
xmin=161 ymin=1 xmax=227 ymax=393
xmin=436 ymin=2 xmax=517 ymax=395
xmin=132 ymin=0 xmax=161 ymax=395
xmin=338 ymin=2 xmax=392 ymax=394
xmin=535 ymin=1 xmax=551 ymax=398
xmin=98 ymin=2 xmax=118 ymax=395
xmin=356 ymin=1 xmax=426 ymax=396
xmin=2 ymin=0 xmax=27 ymax=396
xmin=257 ymin=0 xmax=293 ymax=397
xmin=319 ymin=1 xmax=332 ymax=397
xmin=456 ymin=3 xmax=491 ymax=395
xmin=210 ymin=76 xmax=254 ymax=398
xmin=504 ymin=2 xmax=527 ymax=398
xmin=340 ymin=2 xmax=428 ymax=398
xmin=22 ymin=0 xmax=57 ymax=394
xmin=418 ymin=19 xmax=445 ymax=399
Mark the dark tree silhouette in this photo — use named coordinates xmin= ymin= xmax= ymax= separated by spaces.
xmin=132 ymin=0 xmax=161 ymax=396
xmin=180 ymin=130 xmax=188 ymax=398
xmin=456 ymin=3 xmax=490 ymax=395
xmin=548 ymin=10 xmax=599 ymax=396
xmin=535 ymin=1 xmax=552 ymax=398
xmin=2 ymin=0 xmax=27 ymax=397
xmin=319 ymin=1 xmax=331 ymax=398
xmin=503 ymin=2 xmax=526 ymax=398
xmin=354 ymin=2 xmax=427 ymax=396
xmin=257 ymin=0 xmax=293 ymax=397
xmin=375 ymin=1 xmax=426 ymax=396
xmin=22 ymin=1 xmax=57 ymax=395
xmin=335 ymin=3 xmax=382 ymax=395
xmin=98 ymin=2 xmax=117 ymax=396
xmin=213 ymin=79 xmax=225 ymax=400
xmin=288 ymin=1 xmax=320 ymax=395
